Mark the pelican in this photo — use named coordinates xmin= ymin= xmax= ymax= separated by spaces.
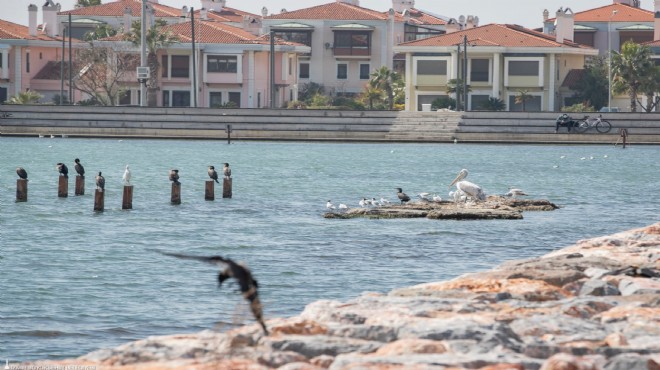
xmin=505 ymin=187 xmax=527 ymax=198
xmin=326 ymin=200 xmax=336 ymax=210
xmin=16 ymin=167 xmax=28 ymax=180
xmin=95 ymin=172 xmax=105 ymax=191
xmin=169 ymin=169 xmax=180 ymax=184
xmin=56 ymin=163 xmax=69 ymax=178
xmin=153 ymin=250 xmax=268 ymax=335
xmin=74 ymin=158 xmax=85 ymax=177
xmin=122 ymin=165 xmax=132 ymax=185
xmin=396 ymin=188 xmax=411 ymax=204
xmin=448 ymin=169 xmax=485 ymax=201
xmin=208 ymin=166 xmax=219 ymax=183
xmin=223 ymin=163 xmax=231 ymax=179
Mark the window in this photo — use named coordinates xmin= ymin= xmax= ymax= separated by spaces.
xmin=0 ymin=55 xmax=3 ymax=68
xmin=162 ymin=90 xmax=169 ymax=106
xmin=288 ymin=57 xmax=293 ymax=76
xmin=273 ymin=31 xmax=312 ymax=46
xmin=417 ymin=60 xmax=447 ymax=75
xmin=508 ymin=95 xmax=542 ymax=112
xmin=508 ymin=61 xmax=538 ymax=76
xmin=299 ymin=63 xmax=310 ymax=79
xmin=359 ymin=64 xmax=370 ymax=80
xmin=334 ymin=31 xmax=371 ymax=56
xmin=172 ymin=91 xmax=191 ymax=107
xmin=337 ymin=63 xmax=348 ymax=79
xmin=171 ymin=56 xmax=189 ymax=78
xmin=470 ymin=59 xmax=489 ymax=82
xmin=470 ymin=94 xmax=490 ymax=110
xmin=257 ymin=92 xmax=261 ymax=108
xmin=207 ymin=55 xmax=237 ymax=73
xmin=209 ymin=92 xmax=222 ymax=107
xmin=119 ymin=90 xmax=131 ymax=105
xmin=26 ymin=52 xmax=30 ymax=73
xmin=161 ymin=56 xmax=168 ymax=78
xmin=228 ymin=92 xmax=241 ymax=108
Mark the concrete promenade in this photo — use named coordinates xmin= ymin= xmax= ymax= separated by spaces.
xmin=1 ymin=105 xmax=659 ymax=144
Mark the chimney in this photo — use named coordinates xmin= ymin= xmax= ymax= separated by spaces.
xmin=200 ymin=8 xmax=208 ymax=20
xmin=42 ymin=0 xmax=59 ymax=37
xmin=613 ymin=0 xmax=641 ymax=6
xmin=123 ymin=7 xmax=132 ymax=34
xmin=28 ymin=4 xmax=38 ymax=36
xmin=543 ymin=9 xmax=550 ymax=22
xmin=445 ymin=18 xmax=460 ymax=34
xmin=392 ymin=0 xmax=415 ymax=13
xmin=201 ymin=0 xmax=224 ymax=12
xmin=336 ymin=0 xmax=360 ymax=6
xmin=466 ymin=15 xmax=475 ymax=29
xmin=655 ymin=0 xmax=660 ymax=40
xmin=261 ymin=6 xmax=268 ymax=17
xmin=554 ymin=7 xmax=574 ymax=43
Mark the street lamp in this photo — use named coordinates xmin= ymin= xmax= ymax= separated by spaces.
xmin=607 ymin=9 xmax=617 ymax=110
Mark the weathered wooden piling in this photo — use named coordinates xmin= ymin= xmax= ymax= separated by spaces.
xmin=58 ymin=176 xmax=68 ymax=198
xmin=171 ymin=183 xmax=181 ymax=204
xmin=94 ymin=189 xmax=104 ymax=212
xmin=223 ymin=178 xmax=232 ymax=198
xmin=75 ymin=175 xmax=85 ymax=195
xmin=205 ymin=181 xmax=215 ymax=201
xmin=226 ymin=124 xmax=232 ymax=145
xmin=16 ymin=179 xmax=28 ymax=202
xmin=122 ymin=185 xmax=133 ymax=210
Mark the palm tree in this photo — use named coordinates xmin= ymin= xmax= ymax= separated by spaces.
xmin=75 ymin=0 xmax=101 ymax=7
xmin=369 ymin=66 xmax=402 ymax=110
xmin=611 ymin=41 xmax=655 ymax=112
xmin=84 ymin=24 xmax=118 ymax=41
xmin=6 ymin=90 xmax=43 ymax=104
xmin=361 ymin=85 xmax=383 ymax=110
xmin=514 ymin=90 xmax=534 ymax=112
xmin=446 ymin=79 xmax=471 ymax=110
xmin=480 ymin=97 xmax=506 ymax=111
xmin=124 ymin=19 xmax=179 ymax=106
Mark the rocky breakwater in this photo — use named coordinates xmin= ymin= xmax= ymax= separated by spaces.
xmin=28 ymin=223 xmax=659 ymax=369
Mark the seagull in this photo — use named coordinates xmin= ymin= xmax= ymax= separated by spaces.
xmin=169 ymin=169 xmax=180 ymax=184
xmin=396 ymin=188 xmax=411 ymax=204
xmin=371 ymin=197 xmax=381 ymax=207
xmin=95 ymin=172 xmax=105 ymax=192
xmin=122 ymin=165 xmax=132 ymax=185
xmin=223 ymin=163 xmax=231 ymax=179
xmin=380 ymin=197 xmax=390 ymax=206
xmin=326 ymin=200 xmax=336 ymax=210
xmin=56 ymin=163 xmax=69 ymax=178
xmin=74 ymin=158 xmax=85 ymax=177
xmin=418 ymin=192 xmax=431 ymax=201
xmin=448 ymin=169 xmax=486 ymax=201
xmin=208 ymin=166 xmax=219 ymax=183
xmin=432 ymin=194 xmax=442 ymax=202
xmin=153 ymin=250 xmax=268 ymax=335
xmin=359 ymin=198 xmax=368 ymax=208
xmin=16 ymin=167 xmax=28 ymax=180
xmin=338 ymin=203 xmax=348 ymax=210
xmin=505 ymin=187 xmax=527 ymax=198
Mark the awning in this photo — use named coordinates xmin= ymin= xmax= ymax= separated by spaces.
xmin=331 ymin=23 xmax=375 ymax=31
xmin=271 ymin=22 xmax=314 ymax=30
xmin=616 ymin=24 xmax=654 ymax=31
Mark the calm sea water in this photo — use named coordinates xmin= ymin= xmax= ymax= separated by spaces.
xmin=0 ymin=137 xmax=658 ymax=361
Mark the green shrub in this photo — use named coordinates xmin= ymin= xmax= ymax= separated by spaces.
xmin=431 ymin=96 xmax=456 ymax=110
xmin=561 ymin=103 xmax=596 ymax=112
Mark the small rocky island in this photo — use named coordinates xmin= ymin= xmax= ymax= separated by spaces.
xmin=27 ymin=223 xmax=659 ymax=369
xmin=325 ymin=196 xmax=559 ymax=220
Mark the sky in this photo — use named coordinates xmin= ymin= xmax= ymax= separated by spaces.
xmin=4 ymin=0 xmax=655 ymax=29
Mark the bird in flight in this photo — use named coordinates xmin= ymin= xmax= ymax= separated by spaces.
xmin=154 ymin=250 xmax=268 ymax=335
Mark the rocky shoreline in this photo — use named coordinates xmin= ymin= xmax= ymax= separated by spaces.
xmin=27 ymin=223 xmax=659 ymax=370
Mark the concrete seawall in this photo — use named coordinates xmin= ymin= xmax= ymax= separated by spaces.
xmin=1 ymin=105 xmax=659 ymax=144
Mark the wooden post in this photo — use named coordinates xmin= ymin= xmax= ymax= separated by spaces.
xmin=621 ymin=128 xmax=628 ymax=149
xmin=226 ymin=124 xmax=232 ymax=145
xmin=205 ymin=180 xmax=215 ymax=201
xmin=75 ymin=175 xmax=85 ymax=195
xmin=171 ymin=182 xmax=181 ymax=204
xmin=16 ymin=179 xmax=28 ymax=202
xmin=223 ymin=178 xmax=232 ymax=198
xmin=58 ymin=176 xmax=68 ymax=198
xmin=122 ymin=185 xmax=134 ymax=210
xmin=94 ymin=189 xmax=104 ymax=212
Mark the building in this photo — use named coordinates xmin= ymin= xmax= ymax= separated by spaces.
xmin=393 ymin=24 xmax=598 ymax=112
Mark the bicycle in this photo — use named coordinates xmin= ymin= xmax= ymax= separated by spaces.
xmin=574 ymin=114 xmax=612 ymax=134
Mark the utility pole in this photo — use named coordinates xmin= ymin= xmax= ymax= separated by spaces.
xmin=140 ymin=0 xmax=147 ymax=106
xmin=463 ymin=35 xmax=468 ymax=112
xmin=68 ymin=14 xmax=72 ymax=104
xmin=270 ymin=30 xmax=276 ymax=108
xmin=191 ymin=8 xmax=197 ymax=108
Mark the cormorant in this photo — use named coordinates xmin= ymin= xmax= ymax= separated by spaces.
xmin=396 ymin=188 xmax=410 ymax=204
xmin=208 ymin=166 xmax=219 ymax=183
xmin=16 ymin=167 xmax=28 ymax=180
xmin=74 ymin=158 xmax=85 ymax=177
xmin=223 ymin=163 xmax=231 ymax=179
xmin=95 ymin=172 xmax=105 ymax=191
xmin=56 ymin=163 xmax=69 ymax=178
xmin=169 ymin=169 xmax=180 ymax=184
xmin=154 ymin=250 xmax=268 ymax=335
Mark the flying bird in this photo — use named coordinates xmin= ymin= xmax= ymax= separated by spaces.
xmin=223 ymin=163 xmax=231 ymax=179
xmin=448 ymin=169 xmax=486 ymax=201
xmin=396 ymin=188 xmax=411 ymax=204
xmin=56 ymin=163 xmax=69 ymax=178
xmin=95 ymin=172 xmax=105 ymax=191
xmin=153 ymin=250 xmax=268 ymax=335
xmin=208 ymin=166 xmax=219 ymax=183
xmin=169 ymin=169 xmax=180 ymax=184
xmin=122 ymin=165 xmax=132 ymax=185
xmin=16 ymin=167 xmax=28 ymax=180
xmin=74 ymin=158 xmax=85 ymax=177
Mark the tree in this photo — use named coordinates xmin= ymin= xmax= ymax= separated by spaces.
xmin=446 ymin=79 xmax=471 ymax=110
xmin=6 ymin=90 xmax=42 ymax=104
xmin=369 ymin=66 xmax=402 ymax=110
xmin=75 ymin=0 xmax=101 ymax=7
xmin=124 ymin=19 xmax=179 ymax=106
xmin=611 ymin=41 xmax=655 ymax=112
xmin=572 ymin=56 xmax=608 ymax=110
xmin=84 ymin=24 xmax=118 ymax=41
xmin=479 ymin=97 xmax=506 ymax=111
xmin=298 ymin=82 xmax=325 ymax=104
xmin=637 ymin=64 xmax=660 ymax=113
xmin=514 ymin=90 xmax=534 ymax=112
xmin=360 ymin=85 xmax=383 ymax=110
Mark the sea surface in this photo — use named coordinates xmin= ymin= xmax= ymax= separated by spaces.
xmin=0 ymin=137 xmax=658 ymax=362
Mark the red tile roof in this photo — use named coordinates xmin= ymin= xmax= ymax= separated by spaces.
xmin=546 ymin=4 xmax=653 ymax=23
xmin=393 ymin=8 xmax=446 ymax=26
xmin=265 ymin=2 xmax=388 ymax=21
xmin=399 ymin=23 xmax=590 ymax=48
xmin=643 ymin=40 xmax=660 ymax=46
xmin=0 ymin=19 xmax=63 ymax=41
xmin=204 ymin=7 xmax=260 ymax=23
xmin=59 ymin=0 xmax=181 ymax=18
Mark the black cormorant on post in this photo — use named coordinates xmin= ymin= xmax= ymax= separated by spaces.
xmin=16 ymin=167 xmax=28 ymax=180
xmin=153 ymin=250 xmax=268 ymax=335
xmin=169 ymin=169 xmax=180 ymax=184
xmin=95 ymin=172 xmax=105 ymax=191
xmin=208 ymin=166 xmax=219 ymax=183
xmin=396 ymin=188 xmax=410 ymax=204
xmin=56 ymin=163 xmax=69 ymax=178
xmin=74 ymin=158 xmax=85 ymax=177
xmin=223 ymin=163 xmax=231 ymax=179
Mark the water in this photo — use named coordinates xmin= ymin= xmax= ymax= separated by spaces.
xmin=0 ymin=137 xmax=658 ymax=361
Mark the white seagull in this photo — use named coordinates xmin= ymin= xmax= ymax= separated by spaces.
xmin=448 ymin=169 xmax=486 ymax=201
xmin=380 ymin=197 xmax=390 ymax=205
xmin=326 ymin=200 xmax=336 ymax=210
xmin=418 ymin=192 xmax=432 ymax=201
xmin=122 ymin=165 xmax=132 ymax=185
xmin=432 ymin=194 xmax=442 ymax=202
xmin=505 ymin=187 xmax=527 ymax=198
xmin=338 ymin=203 xmax=348 ymax=210
xmin=359 ymin=198 xmax=368 ymax=208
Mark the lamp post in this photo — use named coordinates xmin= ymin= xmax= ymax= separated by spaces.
xmin=607 ymin=9 xmax=617 ymax=110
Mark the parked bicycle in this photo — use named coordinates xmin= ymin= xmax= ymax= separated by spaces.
xmin=574 ymin=114 xmax=612 ymax=133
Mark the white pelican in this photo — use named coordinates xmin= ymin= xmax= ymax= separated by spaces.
xmin=122 ymin=165 xmax=132 ymax=185
xmin=448 ymin=169 xmax=486 ymax=201
xmin=326 ymin=200 xmax=336 ymax=210
xmin=505 ymin=188 xmax=527 ymax=198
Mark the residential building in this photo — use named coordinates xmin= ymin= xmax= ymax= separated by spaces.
xmin=393 ymin=24 xmax=598 ymax=112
